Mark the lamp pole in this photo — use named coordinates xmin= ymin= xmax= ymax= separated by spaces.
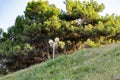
xmin=53 ymin=43 xmax=55 ymax=60
xmin=48 ymin=37 xmax=59 ymax=60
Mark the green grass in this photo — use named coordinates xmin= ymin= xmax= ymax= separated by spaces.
xmin=1 ymin=43 xmax=120 ymax=80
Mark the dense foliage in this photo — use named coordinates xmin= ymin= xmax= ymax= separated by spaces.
xmin=0 ymin=0 xmax=120 ymax=74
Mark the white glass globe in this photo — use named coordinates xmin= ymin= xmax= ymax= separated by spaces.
xmin=55 ymin=37 xmax=59 ymax=42
xmin=48 ymin=39 xmax=53 ymax=45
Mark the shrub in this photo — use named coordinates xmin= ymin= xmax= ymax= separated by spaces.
xmin=59 ymin=41 xmax=65 ymax=49
xmin=13 ymin=46 xmax=21 ymax=53
xmin=85 ymin=39 xmax=99 ymax=48
xmin=24 ymin=43 xmax=33 ymax=51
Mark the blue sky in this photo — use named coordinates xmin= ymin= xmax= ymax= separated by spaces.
xmin=0 ymin=0 xmax=120 ymax=32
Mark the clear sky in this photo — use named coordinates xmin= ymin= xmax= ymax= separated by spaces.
xmin=0 ymin=0 xmax=120 ymax=32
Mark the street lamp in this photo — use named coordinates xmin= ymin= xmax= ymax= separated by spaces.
xmin=48 ymin=37 xmax=59 ymax=60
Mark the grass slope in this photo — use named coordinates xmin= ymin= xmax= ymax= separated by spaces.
xmin=1 ymin=44 xmax=120 ymax=80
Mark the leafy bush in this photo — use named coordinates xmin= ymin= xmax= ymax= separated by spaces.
xmin=85 ymin=39 xmax=99 ymax=48
xmin=13 ymin=46 xmax=21 ymax=53
xmin=59 ymin=41 xmax=65 ymax=49
xmin=24 ymin=43 xmax=33 ymax=51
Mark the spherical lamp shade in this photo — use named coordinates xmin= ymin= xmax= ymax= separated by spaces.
xmin=48 ymin=39 xmax=53 ymax=45
xmin=55 ymin=37 xmax=59 ymax=42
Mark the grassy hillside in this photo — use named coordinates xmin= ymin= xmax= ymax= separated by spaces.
xmin=1 ymin=44 xmax=120 ymax=80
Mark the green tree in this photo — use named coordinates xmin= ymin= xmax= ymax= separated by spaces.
xmin=1 ymin=0 xmax=120 ymax=74
xmin=0 ymin=28 xmax=3 ymax=43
